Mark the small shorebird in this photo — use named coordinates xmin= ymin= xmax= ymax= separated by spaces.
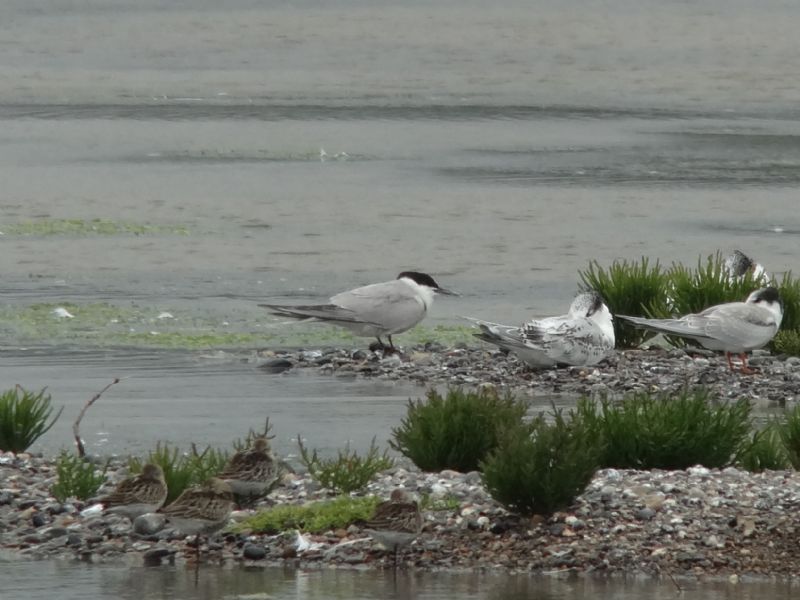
xmin=466 ymin=291 xmax=615 ymax=368
xmin=98 ymin=463 xmax=168 ymax=520
xmin=218 ymin=436 xmax=279 ymax=504
xmin=364 ymin=489 xmax=422 ymax=565
xmin=618 ymin=287 xmax=783 ymax=374
xmin=161 ymin=478 xmax=234 ymax=536
xmin=260 ymin=271 xmax=458 ymax=353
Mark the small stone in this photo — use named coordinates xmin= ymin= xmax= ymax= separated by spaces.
xmin=243 ymin=543 xmax=267 ymax=560
xmin=0 ymin=492 xmax=14 ymax=506
xmin=43 ymin=527 xmax=68 ymax=540
xmin=31 ymin=513 xmax=47 ymax=528
xmin=67 ymin=533 xmax=82 ymax=547
xmin=133 ymin=513 xmax=166 ymax=535
xmin=259 ymin=358 xmax=293 ymax=374
xmin=636 ymin=508 xmax=656 ymax=521
xmin=143 ymin=547 xmax=172 ymax=566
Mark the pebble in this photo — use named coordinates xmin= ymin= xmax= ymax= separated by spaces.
xmin=133 ymin=513 xmax=166 ymax=535
xmin=243 ymin=543 xmax=267 ymax=560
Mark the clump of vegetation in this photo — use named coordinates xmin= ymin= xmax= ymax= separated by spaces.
xmin=481 ymin=411 xmax=599 ymax=517
xmin=391 ymin=388 xmax=529 ymax=473
xmin=297 ymin=436 xmax=394 ymax=494
xmin=777 ymin=404 xmax=800 ymax=469
xmin=574 ymin=388 xmax=752 ymax=470
xmin=772 ymin=330 xmax=800 ymax=357
xmin=775 ymin=272 xmax=800 ymax=335
xmin=665 ymin=252 xmax=767 ymax=319
xmin=0 ymin=386 xmax=63 ymax=453
xmin=51 ymin=451 xmax=109 ymax=502
xmin=737 ymin=425 xmax=790 ymax=472
xmin=236 ymin=496 xmax=381 ymax=534
xmin=129 ymin=442 xmax=229 ymax=504
xmin=578 ymin=257 xmax=670 ymax=348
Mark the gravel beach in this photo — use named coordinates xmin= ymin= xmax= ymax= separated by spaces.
xmin=259 ymin=344 xmax=800 ymax=406
xmin=2 ymin=347 xmax=800 ymax=580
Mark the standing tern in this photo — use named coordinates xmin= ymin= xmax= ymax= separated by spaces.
xmin=260 ymin=271 xmax=457 ymax=352
xmin=465 ymin=291 xmax=615 ymax=369
xmin=617 ymin=287 xmax=782 ymax=374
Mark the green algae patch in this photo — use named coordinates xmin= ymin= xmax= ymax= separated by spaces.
xmin=2 ymin=219 xmax=189 ymax=236
xmin=0 ymin=301 xmax=475 ymax=350
xmin=236 ymin=495 xmax=381 ymax=534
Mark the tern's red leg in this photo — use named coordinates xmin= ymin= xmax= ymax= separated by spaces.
xmin=725 ymin=352 xmax=735 ymax=371
xmin=739 ymin=353 xmax=757 ymax=375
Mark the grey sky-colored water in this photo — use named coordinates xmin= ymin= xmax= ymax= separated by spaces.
xmin=1 ymin=1 xmax=799 ymax=595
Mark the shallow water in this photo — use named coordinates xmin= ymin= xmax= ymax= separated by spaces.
xmin=1 ymin=561 xmax=798 ymax=600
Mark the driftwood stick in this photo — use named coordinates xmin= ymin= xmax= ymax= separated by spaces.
xmin=73 ymin=378 xmax=121 ymax=458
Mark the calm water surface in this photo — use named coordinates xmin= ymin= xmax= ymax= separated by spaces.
xmin=1 ymin=0 xmax=800 ymax=597
xmin=1 ymin=562 xmax=798 ymax=600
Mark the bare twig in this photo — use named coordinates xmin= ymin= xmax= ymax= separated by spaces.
xmin=73 ymin=378 xmax=121 ymax=458
xmin=665 ymin=566 xmax=683 ymax=594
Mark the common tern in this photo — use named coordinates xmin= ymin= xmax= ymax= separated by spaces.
xmin=260 ymin=271 xmax=457 ymax=352
xmin=724 ymin=250 xmax=770 ymax=283
xmin=617 ymin=287 xmax=782 ymax=373
xmin=466 ymin=291 xmax=615 ymax=369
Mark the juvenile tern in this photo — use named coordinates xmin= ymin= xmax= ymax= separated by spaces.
xmin=617 ymin=287 xmax=782 ymax=373
xmin=724 ymin=250 xmax=770 ymax=283
xmin=466 ymin=291 xmax=615 ymax=369
xmin=260 ymin=271 xmax=457 ymax=352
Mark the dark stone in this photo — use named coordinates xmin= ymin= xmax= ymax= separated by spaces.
xmin=636 ymin=508 xmax=656 ymax=521
xmin=44 ymin=503 xmax=65 ymax=515
xmin=143 ymin=547 xmax=173 ymax=566
xmin=548 ymin=523 xmax=566 ymax=536
xmin=86 ymin=534 xmax=104 ymax=545
xmin=259 ymin=358 xmax=294 ymax=374
xmin=31 ymin=513 xmax=47 ymax=528
xmin=23 ymin=534 xmax=44 ymax=544
xmin=243 ymin=543 xmax=267 ymax=560
xmin=351 ymin=349 xmax=367 ymax=360
xmin=18 ymin=500 xmax=38 ymax=510
xmin=44 ymin=527 xmax=68 ymax=540
xmin=67 ymin=533 xmax=83 ymax=547
xmin=0 ymin=492 xmax=14 ymax=506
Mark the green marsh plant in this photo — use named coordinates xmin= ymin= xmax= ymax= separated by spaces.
xmin=737 ymin=425 xmax=790 ymax=472
xmin=129 ymin=442 xmax=228 ymax=504
xmin=0 ymin=386 xmax=63 ymax=453
xmin=481 ymin=411 xmax=599 ymax=517
xmin=665 ymin=251 xmax=767 ymax=319
xmin=778 ymin=404 xmax=800 ymax=469
xmin=391 ymin=388 xmax=529 ymax=473
xmin=237 ymin=496 xmax=381 ymax=534
xmin=574 ymin=388 xmax=752 ymax=470
xmin=51 ymin=451 xmax=109 ymax=502
xmin=297 ymin=436 xmax=394 ymax=494
xmin=578 ymin=257 xmax=670 ymax=348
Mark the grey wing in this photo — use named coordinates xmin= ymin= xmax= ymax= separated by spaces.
xmin=259 ymin=303 xmax=374 ymax=325
xmin=616 ymin=314 xmax=716 ymax=340
xmin=702 ymin=303 xmax=779 ymax=348
xmin=468 ymin=319 xmax=529 ymax=350
xmin=331 ymin=281 xmax=425 ymax=332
